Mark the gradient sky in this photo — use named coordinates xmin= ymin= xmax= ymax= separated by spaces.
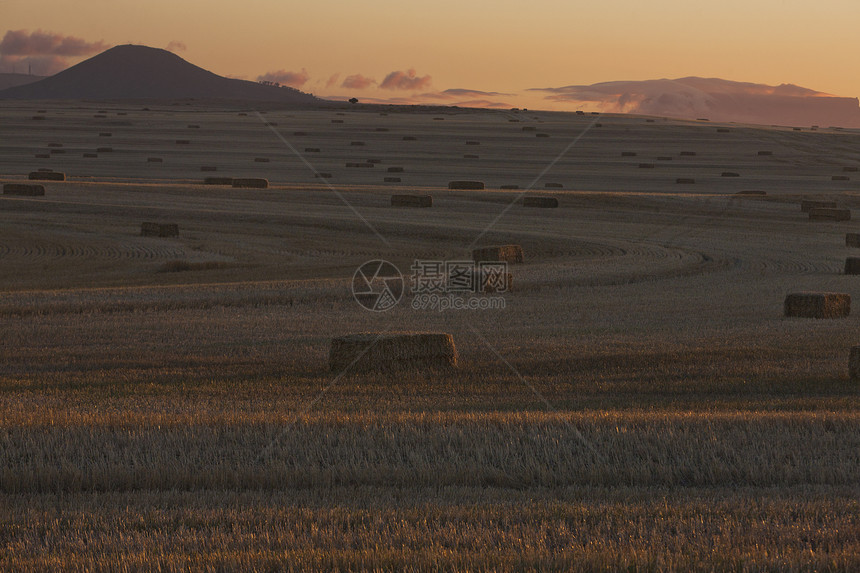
xmin=3 ymin=0 xmax=860 ymax=110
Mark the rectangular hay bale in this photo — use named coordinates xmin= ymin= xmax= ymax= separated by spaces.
xmin=472 ymin=244 xmax=524 ymax=264
xmin=801 ymin=200 xmax=837 ymax=212
xmin=3 ymin=183 xmax=45 ymax=196
xmin=448 ymin=180 xmax=484 ymax=190
xmin=141 ymin=222 xmax=179 ymax=237
xmin=850 ymin=347 xmax=860 ymax=381
xmin=784 ymin=292 xmax=850 ymax=319
xmin=808 ymin=208 xmax=850 ymax=222
xmin=523 ymin=196 xmax=559 ymax=208
xmin=232 ymin=178 xmax=268 ymax=189
xmin=391 ymin=194 xmax=432 ymax=207
xmin=846 ymin=233 xmax=860 ymax=248
xmin=28 ymin=171 xmax=65 ymax=181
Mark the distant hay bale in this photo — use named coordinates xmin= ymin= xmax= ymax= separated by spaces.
xmin=832 ymin=175 xmax=850 ymax=181
xmin=204 ymin=177 xmax=233 ymax=185
xmin=801 ymin=200 xmax=837 ymax=212
xmin=594 ymin=123 xmax=602 ymax=127
xmin=721 ymin=172 xmax=740 ymax=177
xmin=315 ymin=173 xmax=332 ymax=179
xmin=734 ymin=190 xmax=767 ymax=196
xmin=535 ymin=133 xmax=550 ymax=138
xmin=140 ymin=222 xmax=179 ymax=238
xmin=28 ymin=171 xmax=65 ymax=181
xmin=331 ymin=119 xmax=344 ymax=123
xmin=200 ymin=166 xmax=217 ymax=172
xmin=50 ymin=149 xmax=65 ymax=154
xmin=32 ymin=115 xmax=45 ymax=120
xmin=366 ymin=159 xmax=382 ymax=164
xmin=304 ymin=147 xmax=321 ymax=152
xmin=37 ymin=109 xmax=46 ymax=113
xmin=293 ymin=131 xmax=307 ymax=136
xmin=697 ymin=118 xmax=709 ymax=121
xmin=846 ymin=233 xmax=860 ymax=248
xmin=523 ymin=196 xmax=559 ymax=208
xmin=375 ymin=127 xmax=389 ymax=132
xmin=47 ymin=143 xmax=63 ymax=148
xmin=843 ymin=166 xmax=858 ymax=172
xmin=509 ymin=119 xmax=519 ymax=122
xmin=472 ymin=245 xmax=524 ymax=264
xmin=232 ymin=178 xmax=268 ymax=189
xmin=387 ymin=167 xmax=404 ymax=173
xmin=99 ymin=132 xmax=112 ymax=137
xmin=645 ymin=119 xmax=655 ymax=123
xmin=433 ymin=117 xmax=445 ymax=121
xmin=576 ymin=111 xmax=585 ymax=115
xmin=147 ymin=157 xmax=163 ymax=163
xmin=463 ymin=154 xmax=479 ymax=159
xmin=384 ymin=177 xmax=401 ymax=183
xmin=117 ymin=112 xmax=127 ymax=116
xmin=717 ymin=128 xmax=731 ymax=133
xmin=254 ymin=157 xmax=270 ymax=163
xmin=808 ymin=208 xmax=850 ymax=222
xmin=346 ymin=162 xmax=374 ymax=168
xmin=350 ymin=141 xmax=366 ymax=146
xmin=238 ymin=113 xmax=248 ymax=116
xmin=35 ymin=154 xmax=49 ymax=158
xmin=793 ymin=127 xmax=802 ymax=131
xmin=448 ymin=180 xmax=484 ymax=190
xmin=850 ymin=347 xmax=860 ymax=381
xmin=676 ymin=178 xmax=695 ymax=184
xmin=757 ymin=151 xmax=773 ymax=156
xmin=93 ymin=114 xmax=106 ymax=118
xmin=500 ymin=185 xmax=519 ymax=190
xmin=96 ymin=147 xmax=112 ymax=153
xmin=175 ymin=140 xmax=190 ymax=145
xmin=544 ymin=182 xmax=563 ymax=188
xmin=784 ymin=292 xmax=850 ymax=319
xmin=391 ymin=194 xmax=432 ymax=207
xmin=328 ymin=332 xmax=458 ymax=373
xmin=680 ymin=151 xmax=696 ymax=156
xmin=639 ymin=163 xmax=655 ymax=169
xmin=522 ymin=126 xmax=536 ymax=132
xmin=3 ymin=183 xmax=45 ymax=196
xmin=466 ymin=141 xmax=480 ymax=145
xmin=187 ymin=124 xmax=200 ymax=128
xmin=83 ymin=153 xmax=97 ymax=158
xmin=845 ymin=258 xmax=860 ymax=275
xmin=657 ymin=156 xmax=672 ymax=161
xmin=37 ymin=168 xmax=52 ymax=172
xmin=403 ymin=136 xmax=417 ymax=141
xmin=621 ymin=152 xmax=636 ymax=157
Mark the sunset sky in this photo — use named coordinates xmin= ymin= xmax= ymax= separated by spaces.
xmin=2 ymin=0 xmax=860 ymax=111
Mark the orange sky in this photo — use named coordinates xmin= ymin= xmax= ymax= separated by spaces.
xmin=3 ymin=0 xmax=860 ymax=110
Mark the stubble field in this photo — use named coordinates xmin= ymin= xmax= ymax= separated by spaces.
xmin=1 ymin=101 xmax=858 ymax=571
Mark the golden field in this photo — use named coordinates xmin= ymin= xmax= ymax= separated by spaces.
xmin=1 ymin=101 xmax=858 ymax=571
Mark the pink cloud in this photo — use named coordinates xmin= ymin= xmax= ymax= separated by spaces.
xmin=325 ymin=73 xmax=340 ymax=88
xmin=380 ymin=68 xmax=431 ymax=91
xmin=256 ymin=68 xmax=310 ymax=88
xmin=341 ymin=74 xmax=376 ymax=89
xmin=0 ymin=29 xmax=108 ymax=56
xmin=166 ymin=40 xmax=187 ymax=52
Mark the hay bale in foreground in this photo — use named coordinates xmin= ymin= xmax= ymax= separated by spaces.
xmin=500 ymin=185 xmax=519 ymax=190
xmin=845 ymin=258 xmax=860 ymax=275
xmin=850 ymin=347 xmax=860 ymax=381
xmin=676 ymin=178 xmax=695 ymax=184
xmin=809 ymin=208 xmax=850 ymax=222
xmin=384 ymin=177 xmax=401 ymax=183
xmin=721 ymin=172 xmax=740 ymax=177
xmin=204 ymin=177 xmax=233 ymax=185
xmin=463 ymin=154 xmax=479 ymax=158
xmin=734 ymin=190 xmax=767 ymax=196
xmin=391 ymin=194 xmax=431 ymax=207
xmin=175 ymin=139 xmax=190 ymax=145
xmin=832 ymin=175 xmax=850 ymax=181
xmin=99 ymin=132 xmax=112 ymax=137
xmin=28 ymin=171 xmax=65 ymax=181
xmin=846 ymin=233 xmax=860 ymax=248
xmin=844 ymin=166 xmax=858 ymax=172
xmin=801 ymin=200 xmax=837 ymax=212
xmin=3 ymin=183 xmax=45 ymax=196
xmin=757 ymin=151 xmax=773 ymax=156
xmin=141 ymin=222 xmax=179 ymax=238
xmin=523 ymin=196 xmax=559 ymax=208
xmin=449 ymin=180 xmax=484 ymax=190
xmin=784 ymin=292 xmax=850 ymax=319
xmin=329 ymin=332 xmax=458 ymax=373
xmin=232 ymin=178 xmax=268 ymax=189
xmin=254 ymin=157 xmax=269 ymax=163
xmin=472 ymin=245 xmax=524 ymax=264
xmin=544 ymin=182 xmax=563 ymax=188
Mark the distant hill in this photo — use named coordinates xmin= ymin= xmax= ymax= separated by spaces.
xmin=0 ymin=73 xmax=45 ymax=91
xmin=0 ymin=45 xmax=320 ymax=104
xmin=533 ymin=77 xmax=860 ymax=128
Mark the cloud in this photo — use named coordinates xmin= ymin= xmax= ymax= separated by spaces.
xmin=380 ymin=68 xmax=431 ymax=91
xmin=325 ymin=73 xmax=340 ymax=88
xmin=529 ymin=77 xmax=860 ymax=127
xmin=341 ymin=74 xmax=376 ymax=90
xmin=0 ymin=29 xmax=109 ymax=75
xmin=166 ymin=40 xmax=187 ymax=52
xmin=0 ymin=29 xmax=108 ymax=56
xmin=256 ymin=68 xmax=310 ymax=88
xmin=421 ymin=88 xmax=514 ymax=100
